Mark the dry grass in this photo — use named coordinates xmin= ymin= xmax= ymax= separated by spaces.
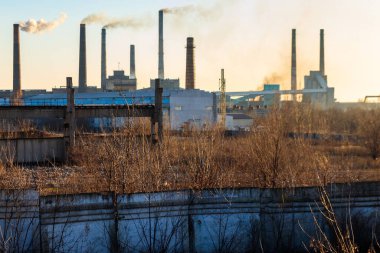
xmin=0 ymin=106 xmax=380 ymax=195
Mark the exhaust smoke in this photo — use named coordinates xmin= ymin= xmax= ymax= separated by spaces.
xmin=82 ymin=13 xmax=149 ymax=29
xmin=19 ymin=13 xmax=67 ymax=34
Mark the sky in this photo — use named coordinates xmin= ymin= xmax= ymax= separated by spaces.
xmin=0 ymin=0 xmax=379 ymax=102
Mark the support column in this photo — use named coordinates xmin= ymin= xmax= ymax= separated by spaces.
xmin=64 ymin=77 xmax=76 ymax=162
xmin=151 ymin=78 xmax=163 ymax=144
xmin=155 ymin=79 xmax=163 ymax=142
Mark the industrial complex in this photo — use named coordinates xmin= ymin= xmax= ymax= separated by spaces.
xmin=0 ymin=10 xmax=337 ymax=131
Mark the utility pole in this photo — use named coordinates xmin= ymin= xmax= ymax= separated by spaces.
xmin=219 ymin=69 xmax=226 ymax=127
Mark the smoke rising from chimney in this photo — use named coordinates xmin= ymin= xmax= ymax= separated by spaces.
xmin=19 ymin=13 xmax=67 ymax=34
xmin=161 ymin=5 xmax=206 ymax=16
xmin=81 ymin=13 xmax=150 ymax=29
xmin=263 ymin=72 xmax=287 ymax=85
xmin=160 ymin=0 xmax=236 ymax=19
xmin=81 ymin=13 xmax=108 ymax=25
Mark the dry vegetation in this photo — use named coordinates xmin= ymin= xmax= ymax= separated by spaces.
xmin=0 ymin=105 xmax=380 ymax=195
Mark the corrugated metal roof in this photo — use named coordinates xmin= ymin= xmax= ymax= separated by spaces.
xmin=0 ymin=88 xmax=214 ymax=106
xmin=29 ymin=88 xmax=213 ymax=100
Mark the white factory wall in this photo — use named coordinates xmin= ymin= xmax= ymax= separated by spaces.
xmin=169 ymin=90 xmax=215 ymax=130
xmin=218 ymin=115 xmax=253 ymax=130
xmin=232 ymin=118 xmax=253 ymax=130
xmin=218 ymin=115 xmax=234 ymax=130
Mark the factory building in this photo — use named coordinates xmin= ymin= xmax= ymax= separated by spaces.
xmin=303 ymin=71 xmax=335 ymax=106
xmin=225 ymin=113 xmax=253 ymax=131
xmin=105 ymin=70 xmax=137 ymax=91
xmin=168 ymin=89 xmax=216 ymax=129
xmin=22 ymin=88 xmax=216 ymax=130
xmin=263 ymin=84 xmax=280 ymax=107
xmin=302 ymin=30 xmax=334 ymax=106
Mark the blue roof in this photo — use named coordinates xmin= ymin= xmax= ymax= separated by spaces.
xmin=0 ymin=88 xmax=213 ymax=107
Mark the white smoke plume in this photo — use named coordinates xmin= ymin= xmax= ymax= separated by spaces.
xmin=19 ymin=13 xmax=67 ymax=34
xmin=103 ymin=18 xmax=148 ymax=29
xmin=82 ymin=13 xmax=150 ymax=29
xmin=161 ymin=5 xmax=209 ymax=17
xmin=81 ymin=13 xmax=109 ymax=25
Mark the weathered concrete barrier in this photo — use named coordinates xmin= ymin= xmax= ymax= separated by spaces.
xmin=0 ymin=182 xmax=379 ymax=252
xmin=0 ymin=137 xmax=65 ymax=164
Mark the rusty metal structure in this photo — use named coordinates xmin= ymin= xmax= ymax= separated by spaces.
xmin=0 ymin=78 xmax=163 ymax=163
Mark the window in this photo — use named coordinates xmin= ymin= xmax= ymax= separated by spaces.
xmin=174 ymin=106 xmax=183 ymax=111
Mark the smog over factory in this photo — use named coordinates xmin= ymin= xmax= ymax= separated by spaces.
xmin=0 ymin=0 xmax=378 ymax=102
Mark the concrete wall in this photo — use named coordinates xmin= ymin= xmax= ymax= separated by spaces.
xmin=0 ymin=182 xmax=379 ymax=252
xmin=0 ymin=137 xmax=65 ymax=164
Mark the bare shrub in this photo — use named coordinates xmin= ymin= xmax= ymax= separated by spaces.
xmin=358 ymin=110 xmax=380 ymax=159
xmin=306 ymin=188 xmax=380 ymax=253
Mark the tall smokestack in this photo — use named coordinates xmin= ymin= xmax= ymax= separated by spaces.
xmin=101 ymin=28 xmax=107 ymax=90
xmin=130 ymin=45 xmax=136 ymax=79
xmin=13 ymin=24 xmax=21 ymax=97
xmin=158 ymin=10 xmax=164 ymax=79
xmin=78 ymin=24 xmax=87 ymax=93
xmin=185 ymin=37 xmax=195 ymax=90
xmin=291 ymin=29 xmax=297 ymax=100
xmin=320 ymin=29 xmax=325 ymax=76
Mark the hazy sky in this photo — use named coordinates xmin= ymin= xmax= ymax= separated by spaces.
xmin=0 ymin=0 xmax=379 ymax=101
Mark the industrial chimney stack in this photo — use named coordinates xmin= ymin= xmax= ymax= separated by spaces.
xmin=185 ymin=37 xmax=195 ymax=90
xmin=291 ymin=29 xmax=297 ymax=100
xmin=130 ymin=45 xmax=136 ymax=79
xmin=101 ymin=28 xmax=107 ymax=90
xmin=320 ymin=29 xmax=325 ymax=76
xmin=13 ymin=24 xmax=21 ymax=97
xmin=158 ymin=10 xmax=164 ymax=79
xmin=79 ymin=24 xmax=87 ymax=93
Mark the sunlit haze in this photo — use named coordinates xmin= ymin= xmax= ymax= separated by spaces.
xmin=0 ymin=0 xmax=379 ymax=101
